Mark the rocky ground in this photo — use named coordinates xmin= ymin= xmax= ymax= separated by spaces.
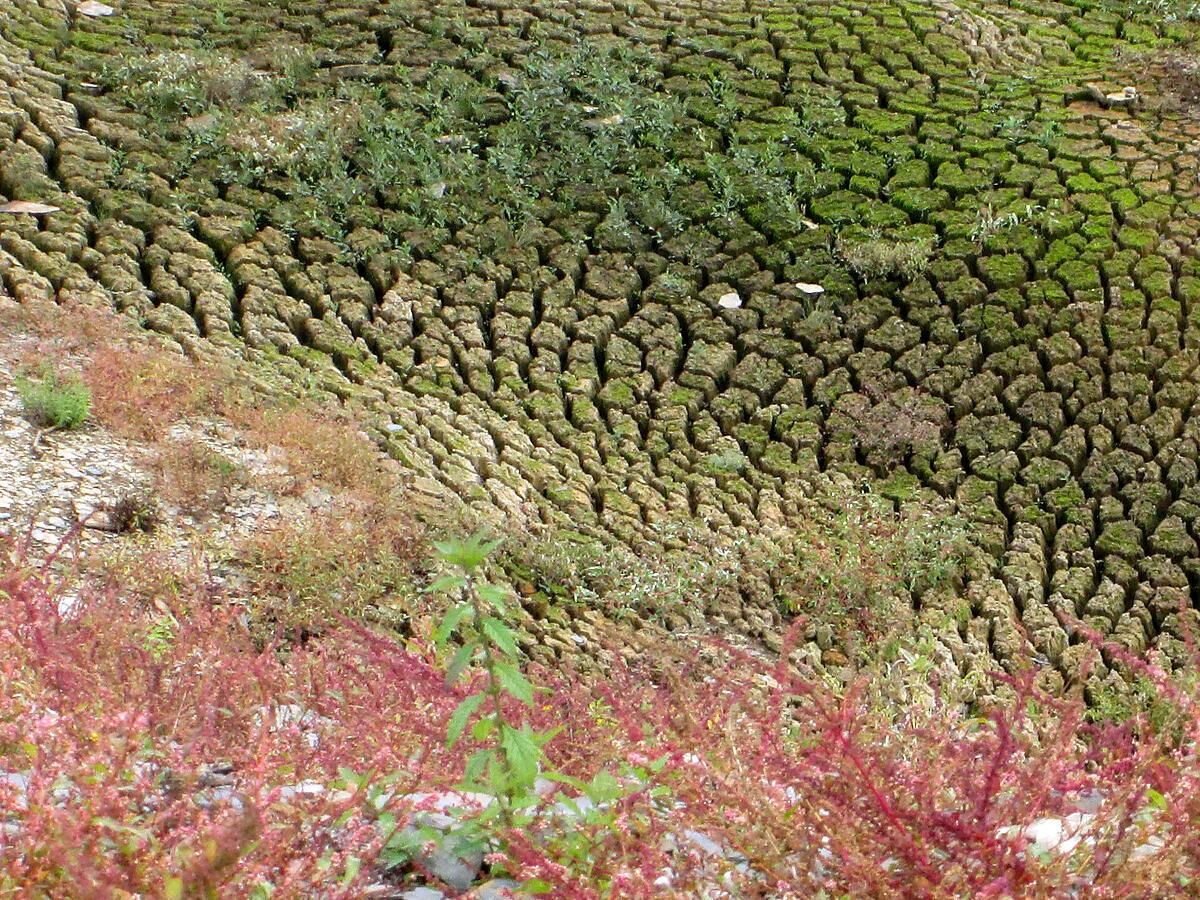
xmin=0 ymin=349 xmax=146 ymax=554
xmin=0 ymin=312 xmax=328 ymax=590
xmin=4 ymin=0 xmax=1200 ymax=704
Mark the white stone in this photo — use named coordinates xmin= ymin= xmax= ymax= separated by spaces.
xmin=795 ymin=282 xmax=825 ymax=298
xmin=0 ymin=201 xmax=59 ymax=215
xmin=1000 ymin=812 xmax=1095 ymax=856
xmin=717 ymin=292 xmax=742 ymax=309
xmin=77 ymin=0 xmax=116 ymax=15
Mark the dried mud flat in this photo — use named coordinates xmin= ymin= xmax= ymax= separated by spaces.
xmin=4 ymin=0 xmax=1200 ymax=698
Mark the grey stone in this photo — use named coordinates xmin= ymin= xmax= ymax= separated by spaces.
xmin=473 ymin=879 xmax=523 ymax=899
xmin=195 ymin=784 xmax=244 ymax=812
xmin=0 ymin=771 xmax=30 ymax=809
xmin=400 ymin=889 xmax=446 ymax=900
xmin=550 ymin=795 xmax=598 ymax=817
xmin=405 ymin=828 xmax=483 ymax=892
xmin=682 ymin=829 xmax=725 ymax=857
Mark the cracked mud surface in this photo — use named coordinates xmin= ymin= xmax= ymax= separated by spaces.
xmin=5 ymin=0 xmax=1200 ymax=695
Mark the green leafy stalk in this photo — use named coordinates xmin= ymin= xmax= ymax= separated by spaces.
xmin=432 ymin=532 xmax=544 ymax=828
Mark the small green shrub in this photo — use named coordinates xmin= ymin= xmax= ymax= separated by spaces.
xmin=16 ymin=367 xmax=91 ymax=429
xmin=704 ymin=447 xmax=748 ymax=474
xmin=969 ymin=202 xmax=1058 ymax=244
xmin=835 ymin=232 xmax=936 ymax=280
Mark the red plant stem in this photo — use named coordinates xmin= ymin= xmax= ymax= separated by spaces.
xmin=832 ymin=725 xmax=939 ymax=885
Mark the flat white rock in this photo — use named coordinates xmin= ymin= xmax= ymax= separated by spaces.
xmin=0 ymin=201 xmax=59 ymax=215
xmin=717 ymin=291 xmax=742 ymax=309
xmin=77 ymin=0 xmax=115 ymax=15
xmin=795 ymin=282 xmax=825 ymax=297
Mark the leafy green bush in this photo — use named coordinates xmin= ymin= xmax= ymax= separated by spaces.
xmin=16 ymin=367 xmax=91 ymax=429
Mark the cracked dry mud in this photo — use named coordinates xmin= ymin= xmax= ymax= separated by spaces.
xmin=5 ymin=0 xmax=1200 ymax=698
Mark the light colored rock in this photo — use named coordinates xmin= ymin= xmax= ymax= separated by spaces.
xmin=76 ymin=0 xmax=115 ymax=15
xmin=473 ymin=879 xmax=523 ymax=898
xmin=999 ymin=812 xmax=1094 ymax=856
xmin=399 ymin=888 xmax=446 ymax=900
xmin=402 ymin=828 xmax=482 ymax=892
xmin=275 ymin=781 xmax=328 ymax=800
xmin=795 ymin=282 xmax=825 ymax=298
xmin=0 ymin=201 xmax=59 ymax=215
xmin=717 ymin=292 xmax=741 ymax=309
xmin=0 ymin=771 xmax=30 ymax=810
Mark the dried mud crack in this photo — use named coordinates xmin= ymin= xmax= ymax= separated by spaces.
xmin=4 ymin=0 xmax=1200 ymax=704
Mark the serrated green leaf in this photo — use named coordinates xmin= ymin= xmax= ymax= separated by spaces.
xmin=471 ymin=715 xmax=496 ymax=741
xmin=445 ymin=641 xmax=477 ymax=686
xmin=482 ymin=616 xmax=519 ymax=656
xmin=522 ymin=879 xmax=554 ymax=894
xmin=464 ymin=748 xmax=491 ymax=783
xmin=384 ymin=825 xmax=424 ymax=862
xmin=476 ymin=582 xmax=510 ymax=611
xmin=434 ymin=532 xmax=501 ymax=572
xmin=587 ymin=771 xmax=622 ymax=803
xmin=501 ymin=725 xmax=540 ymax=786
xmin=375 ymin=812 xmax=396 ymax=835
xmin=340 ymin=856 xmax=361 ymax=888
xmin=425 ymin=574 xmax=466 ymax=594
xmin=165 ymin=878 xmax=183 ymax=900
xmin=447 ymin=694 xmax=486 ymax=748
xmin=435 ymin=604 xmax=472 ymax=645
xmin=544 ymin=771 xmax=588 ymax=793
xmin=493 ymin=661 xmax=533 ymax=705
xmin=475 ymin=799 xmax=503 ymax=822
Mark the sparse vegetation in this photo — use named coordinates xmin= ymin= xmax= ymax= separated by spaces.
xmin=970 ymin=202 xmax=1060 ymax=244
xmin=238 ymin=503 xmax=421 ymax=643
xmin=835 ymin=231 xmax=937 ymax=280
xmin=16 ymin=366 xmax=91 ymax=430
xmin=107 ymin=489 xmax=161 ymax=534
xmin=772 ymin=490 xmax=970 ymax=663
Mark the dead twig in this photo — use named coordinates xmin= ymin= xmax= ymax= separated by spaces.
xmin=30 ymin=425 xmax=61 ymax=458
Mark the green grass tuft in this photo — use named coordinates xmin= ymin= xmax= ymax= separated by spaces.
xmin=16 ymin=367 xmax=92 ymax=429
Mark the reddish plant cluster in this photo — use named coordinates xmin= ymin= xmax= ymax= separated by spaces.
xmin=3 ymin=538 xmax=1200 ymax=897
